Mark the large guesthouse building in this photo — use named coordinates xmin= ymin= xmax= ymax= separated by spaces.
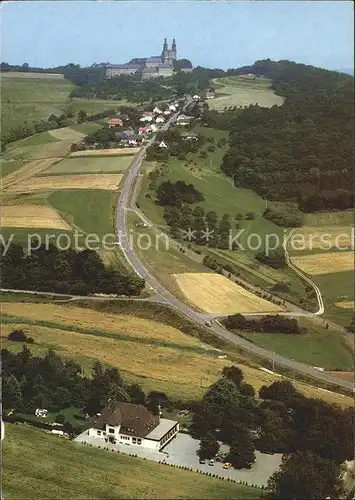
xmin=87 ymin=402 xmax=179 ymax=451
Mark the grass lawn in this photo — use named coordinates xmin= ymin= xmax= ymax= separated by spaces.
xmin=3 ymin=424 xmax=261 ymax=500
xmin=48 ymin=155 xmax=133 ymax=174
xmin=49 ymin=189 xmax=117 ymax=237
xmin=69 ymin=122 xmax=103 ymax=135
xmin=1 ymin=76 xmax=75 ymax=141
xmin=209 ymin=76 xmax=284 ymax=110
xmin=239 ymin=318 xmax=353 ymax=370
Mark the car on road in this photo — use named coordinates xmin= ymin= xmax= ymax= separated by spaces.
xmin=223 ymin=462 xmax=232 ymax=469
xmin=208 ymin=459 xmax=215 ymax=466
xmin=199 ymin=458 xmax=206 ymax=464
xmin=205 ymin=321 xmax=212 ymax=327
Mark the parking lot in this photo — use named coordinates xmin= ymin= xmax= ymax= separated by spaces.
xmin=75 ymin=431 xmax=282 ymax=487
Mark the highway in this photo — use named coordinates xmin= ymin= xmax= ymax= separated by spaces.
xmin=115 ymin=99 xmax=354 ymax=393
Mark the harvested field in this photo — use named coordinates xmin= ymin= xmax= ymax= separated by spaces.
xmin=290 ymin=226 xmax=354 ymax=251
xmin=1 ymin=318 xmax=352 ymax=406
xmin=292 ymin=251 xmax=354 ymax=276
xmin=1 ymin=204 xmax=71 ymax=230
xmin=173 ymin=273 xmax=282 ymax=314
xmin=1 ymin=71 xmax=64 ymax=79
xmin=48 ymin=128 xmax=86 ymax=141
xmin=1 ymin=157 xmax=61 ymax=191
xmin=0 ymin=303 xmax=202 ymax=347
xmin=70 ymin=147 xmax=139 ymax=157
xmin=334 ymin=301 xmax=355 ymax=309
xmin=48 ymin=156 xmax=132 ymax=174
xmin=8 ymin=173 xmax=123 ymax=192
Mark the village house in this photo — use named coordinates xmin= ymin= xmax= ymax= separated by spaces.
xmin=140 ymin=112 xmax=154 ymax=123
xmin=155 ymin=115 xmax=166 ymax=124
xmin=108 ymin=117 xmax=123 ymax=128
xmin=87 ymin=402 xmax=179 ymax=451
xmin=168 ymin=104 xmax=176 ymax=112
xmin=147 ymin=124 xmax=158 ymax=133
xmin=192 ymin=94 xmax=200 ymax=101
xmin=153 ymin=106 xmax=163 ymax=115
xmin=138 ymin=126 xmax=150 ymax=135
xmin=163 ymin=109 xmax=172 ymax=116
xmin=159 ymin=140 xmax=168 ymax=148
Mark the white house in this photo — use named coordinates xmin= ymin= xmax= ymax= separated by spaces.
xmin=147 ymin=124 xmax=158 ymax=133
xmin=163 ymin=110 xmax=171 ymax=116
xmin=156 ymin=115 xmax=166 ymax=124
xmin=192 ymin=94 xmax=200 ymax=100
xmin=159 ymin=141 xmax=168 ymax=148
xmin=140 ymin=112 xmax=154 ymax=123
xmin=168 ymin=104 xmax=176 ymax=112
xmin=87 ymin=402 xmax=179 ymax=451
xmin=176 ymin=114 xmax=193 ymax=126
xmin=153 ymin=106 xmax=163 ymax=114
xmin=35 ymin=409 xmax=48 ymax=418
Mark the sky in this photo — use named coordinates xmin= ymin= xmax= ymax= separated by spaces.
xmin=1 ymin=1 xmax=354 ymax=71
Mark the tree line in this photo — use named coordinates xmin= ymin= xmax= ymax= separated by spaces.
xmin=221 ymin=60 xmax=353 ymax=212
xmin=223 ymin=313 xmax=302 ymax=334
xmin=0 ymin=243 xmax=145 ymax=296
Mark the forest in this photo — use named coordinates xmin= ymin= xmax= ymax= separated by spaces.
xmin=221 ymin=60 xmax=353 ymax=212
xmin=0 ymin=243 xmax=145 ymax=296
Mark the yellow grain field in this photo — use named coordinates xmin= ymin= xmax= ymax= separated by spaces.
xmin=8 ymin=173 xmax=123 ymax=193
xmin=173 ymin=273 xmax=282 ymax=314
xmin=1 ymin=204 xmax=71 ymax=230
xmin=1 ymin=157 xmax=61 ymax=191
xmin=334 ymin=301 xmax=355 ymax=309
xmin=291 ymin=226 xmax=353 ymax=251
xmin=292 ymin=251 xmax=354 ymax=276
xmin=70 ymin=148 xmax=139 ymax=157
xmin=1 ymin=320 xmax=351 ymax=406
xmin=0 ymin=303 xmax=201 ymax=347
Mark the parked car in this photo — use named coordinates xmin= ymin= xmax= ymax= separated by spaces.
xmin=208 ymin=459 xmax=215 ymax=466
xmin=223 ymin=462 xmax=232 ymax=469
xmin=199 ymin=458 xmax=206 ymax=464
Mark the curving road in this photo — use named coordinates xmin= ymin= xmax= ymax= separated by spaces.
xmin=115 ymin=100 xmax=354 ymax=393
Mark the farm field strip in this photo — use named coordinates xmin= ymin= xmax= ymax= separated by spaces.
xmin=47 ymin=155 xmax=133 ymax=174
xmin=173 ymin=273 xmax=282 ymax=314
xmin=292 ymin=251 xmax=354 ymax=276
xmin=290 ymin=226 xmax=354 ymax=250
xmin=70 ymin=147 xmax=139 ymax=157
xmin=334 ymin=301 xmax=355 ymax=309
xmin=1 ymin=157 xmax=61 ymax=191
xmin=47 ymin=127 xmax=86 ymax=141
xmin=0 ymin=204 xmax=72 ymax=230
xmin=0 ymin=302 xmax=203 ymax=347
xmin=7 ymin=173 xmax=123 ymax=192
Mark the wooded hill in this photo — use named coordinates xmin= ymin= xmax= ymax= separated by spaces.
xmin=221 ymin=60 xmax=354 ymax=212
